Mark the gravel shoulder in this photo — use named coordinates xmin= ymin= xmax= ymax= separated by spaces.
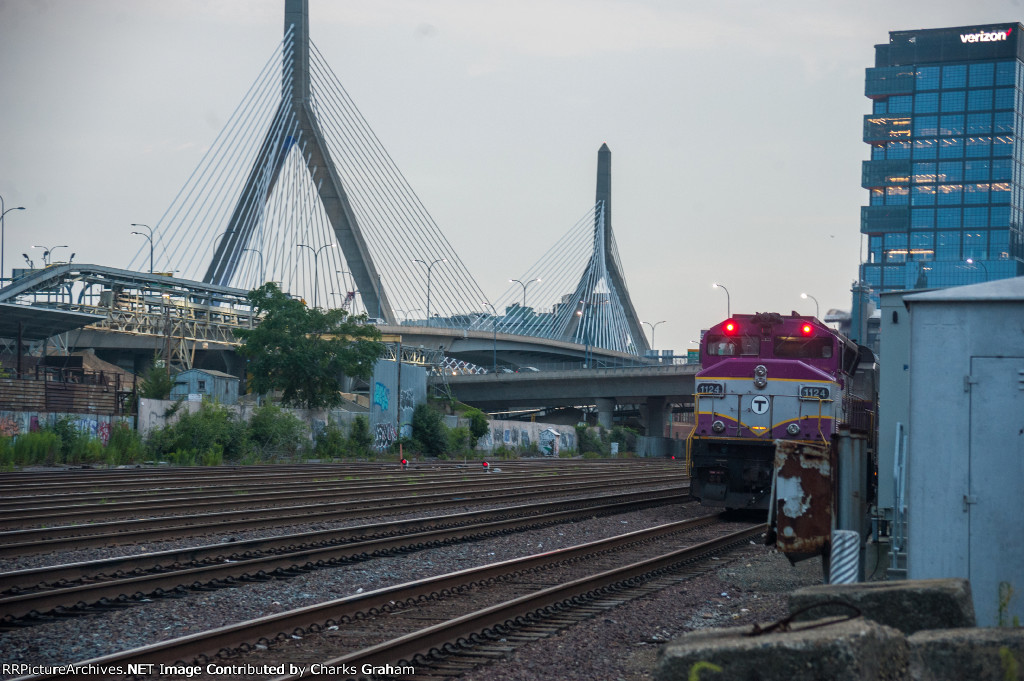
xmin=459 ymin=543 xmax=825 ymax=681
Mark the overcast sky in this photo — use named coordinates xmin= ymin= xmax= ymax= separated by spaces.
xmin=1 ymin=0 xmax=1020 ymax=352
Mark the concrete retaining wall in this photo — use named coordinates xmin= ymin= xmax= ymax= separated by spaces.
xmin=656 ymin=578 xmax=1022 ymax=681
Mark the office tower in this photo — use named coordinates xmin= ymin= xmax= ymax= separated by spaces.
xmin=860 ymin=23 xmax=1024 ymax=301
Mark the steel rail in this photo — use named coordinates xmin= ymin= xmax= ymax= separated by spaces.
xmin=10 ymin=514 xmax=742 ymax=681
xmin=0 ymin=470 xmax=675 ymax=524
xmin=0 ymin=461 xmax=678 ymax=494
xmin=0 ymin=491 xmax=690 ymax=620
xmin=0 ymin=478 xmax=689 ymax=558
xmin=0 ymin=465 xmax=658 ymax=509
xmin=0 ymin=488 xmax=686 ymax=592
xmin=298 ymin=524 xmax=764 ymax=679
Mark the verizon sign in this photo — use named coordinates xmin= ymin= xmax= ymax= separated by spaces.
xmin=960 ymin=28 xmax=1012 ymax=43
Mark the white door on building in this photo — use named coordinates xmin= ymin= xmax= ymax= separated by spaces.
xmin=968 ymin=356 xmax=1024 ymax=626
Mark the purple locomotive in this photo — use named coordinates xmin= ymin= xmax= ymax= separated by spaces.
xmin=689 ymin=312 xmax=877 ymax=510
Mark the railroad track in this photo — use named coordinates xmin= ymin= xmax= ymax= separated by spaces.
xmin=0 ymin=489 xmax=689 ymax=622
xmin=0 ymin=476 xmax=689 ymax=558
xmin=0 ymin=470 xmax=679 ymax=528
xmin=0 ymin=466 xmax=672 ymax=517
xmin=8 ymin=515 xmax=763 ymax=681
xmin=0 ymin=461 xmax=679 ymax=498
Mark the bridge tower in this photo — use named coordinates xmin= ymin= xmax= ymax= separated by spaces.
xmin=203 ymin=0 xmax=394 ymax=323
xmin=562 ymin=144 xmax=650 ymax=354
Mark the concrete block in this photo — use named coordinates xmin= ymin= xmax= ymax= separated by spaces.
xmin=654 ymin=616 xmax=908 ymax=681
xmin=908 ymin=627 xmax=1024 ymax=681
xmin=790 ymin=578 xmax=975 ymax=634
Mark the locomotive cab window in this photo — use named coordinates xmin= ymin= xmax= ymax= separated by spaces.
xmin=706 ymin=334 xmax=760 ymax=356
xmin=773 ymin=336 xmax=834 ymax=359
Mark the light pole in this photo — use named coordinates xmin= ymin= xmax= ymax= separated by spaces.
xmin=643 ymin=320 xmax=666 ymax=348
xmin=965 ymin=258 xmax=989 ymax=279
xmin=297 ymin=242 xmax=335 ymax=308
xmin=800 ymin=293 xmax=820 ymax=318
xmin=712 ymin=282 xmax=730 ymax=318
xmin=33 ymin=244 xmax=68 ymax=266
xmin=483 ymin=302 xmax=498 ymax=373
xmin=131 ymin=223 xmax=154 ymax=273
xmin=243 ymin=247 xmax=265 ymax=283
xmin=1 ymin=196 xmax=26 ymax=285
xmin=575 ymin=303 xmax=592 ymax=368
xmin=510 ymin=277 xmax=541 ymax=309
xmin=414 ymin=257 xmax=447 ymax=326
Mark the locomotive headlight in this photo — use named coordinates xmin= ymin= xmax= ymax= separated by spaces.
xmin=786 ymin=423 xmax=800 ymax=436
xmin=712 ymin=420 xmax=725 ymax=433
xmin=754 ymin=365 xmax=768 ymax=377
xmin=753 ymin=364 xmax=768 ymax=388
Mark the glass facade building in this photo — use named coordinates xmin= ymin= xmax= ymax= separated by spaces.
xmin=860 ymin=23 xmax=1024 ymax=301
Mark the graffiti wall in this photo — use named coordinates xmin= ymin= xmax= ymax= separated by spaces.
xmin=368 ymin=359 xmax=426 ymax=451
xmin=475 ymin=419 xmax=575 ymax=455
xmin=0 ymin=411 xmax=129 ymax=442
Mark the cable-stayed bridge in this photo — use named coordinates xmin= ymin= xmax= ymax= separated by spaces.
xmin=133 ymin=0 xmax=649 ymax=360
xmin=2 ymin=0 xmax=657 ymax=379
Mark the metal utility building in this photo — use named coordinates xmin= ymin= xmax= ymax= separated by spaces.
xmin=860 ymin=23 xmax=1024 ymax=304
xmin=902 ymin=277 xmax=1024 ymax=627
xmin=170 ymin=369 xmax=240 ymax=404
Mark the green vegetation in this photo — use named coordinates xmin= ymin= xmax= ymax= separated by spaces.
xmin=248 ymin=403 xmax=307 ymax=458
xmin=234 ymin=282 xmax=385 ymax=409
xmin=411 ymin=403 xmax=448 ymax=456
xmin=0 ymin=419 xmax=142 ymax=469
xmin=137 ymin=352 xmax=175 ymax=400
xmin=146 ymin=400 xmax=249 ymax=463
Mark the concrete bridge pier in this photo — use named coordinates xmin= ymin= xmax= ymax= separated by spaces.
xmin=644 ymin=396 xmax=667 ymax=437
xmin=596 ymin=397 xmax=615 ymax=429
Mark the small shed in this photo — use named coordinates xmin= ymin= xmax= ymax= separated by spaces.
xmin=903 ymin=277 xmax=1024 ymax=626
xmin=170 ymin=368 xmax=239 ymax=405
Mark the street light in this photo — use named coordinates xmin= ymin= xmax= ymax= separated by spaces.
xmin=33 ymin=244 xmax=68 ymax=266
xmin=243 ymin=247 xmax=265 ymax=283
xmin=643 ymin=320 xmax=666 ymax=348
xmin=1 ymin=195 xmax=26 ymax=285
xmin=414 ymin=257 xmax=447 ymax=326
xmin=800 ymin=293 xmax=820 ymax=318
xmin=131 ymin=223 xmax=154 ymax=273
xmin=483 ymin=302 xmax=498 ymax=373
xmin=510 ymin=277 xmax=541 ymax=309
xmin=965 ymin=258 xmax=989 ymax=279
xmin=297 ymin=242 xmax=336 ymax=308
xmin=575 ymin=302 xmax=593 ymax=368
xmin=712 ymin=282 xmax=730 ymax=318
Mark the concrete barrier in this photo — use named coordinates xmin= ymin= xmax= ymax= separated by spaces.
xmin=789 ymin=578 xmax=975 ymax=634
xmin=908 ymin=627 xmax=1024 ymax=681
xmin=654 ymin=617 xmax=908 ymax=681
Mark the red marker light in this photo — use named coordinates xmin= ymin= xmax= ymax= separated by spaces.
xmin=482 ymin=461 xmax=489 ymax=468
xmin=723 ymin=320 xmax=738 ymax=336
xmin=801 ymin=323 xmax=814 ymax=336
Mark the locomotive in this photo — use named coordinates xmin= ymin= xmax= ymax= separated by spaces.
xmin=688 ymin=312 xmax=877 ymax=510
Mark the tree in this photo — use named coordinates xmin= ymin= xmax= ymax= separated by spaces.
xmin=465 ymin=407 xmax=490 ymax=447
xmin=138 ymin=352 xmax=174 ymax=399
xmin=411 ymin=403 xmax=448 ymax=456
xmin=235 ymin=283 xmax=385 ymax=409
xmin=349 ymin=414 xmax=373 ymax=455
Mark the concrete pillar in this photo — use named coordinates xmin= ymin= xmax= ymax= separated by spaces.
xmin=596 ymin=397 xmax=615 ymax=429
xmin=646 ymin=396 xmax=667 ymax=437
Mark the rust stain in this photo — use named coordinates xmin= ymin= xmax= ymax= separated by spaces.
xmin=774 ymin=441 xmax=832 ymax=555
